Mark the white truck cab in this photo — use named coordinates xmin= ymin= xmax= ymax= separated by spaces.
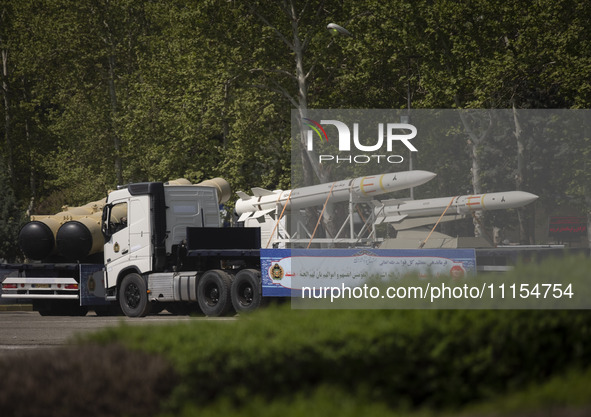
xmin=101 ymin=182 xmax=221 ymax=314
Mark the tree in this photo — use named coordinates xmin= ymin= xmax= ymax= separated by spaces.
xmin=0 ymin=157 xmax=23 ymax=261
xmin=0 ymin=0 xmax=589 ymax=247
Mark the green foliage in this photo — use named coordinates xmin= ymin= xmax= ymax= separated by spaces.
xmin=0 ymin=344 xmax=178 ymax=417
xmin=0 ymin=0 xmax=589 ymax=233
xmin=161 ymin=385 xmax=416 ymax=417
xmin=160 ymin=364 xmax=591 ymax=417
xmin=462 ymin=366 xmax=591 ymax=416
xmin=86 ymin=258 xmax=591 ymax=414
xmin=0 ymin=159 xmax=24 ymax=261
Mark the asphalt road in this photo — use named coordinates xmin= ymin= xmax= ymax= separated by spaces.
xmin=0 ymin=310 xmax=234 ymax=355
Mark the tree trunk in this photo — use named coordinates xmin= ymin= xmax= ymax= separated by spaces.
xmin=24 ymin=94 xmax=35 ymax=216
xmin=512 ymin=105 xmax=534 ymax=244
xmin=586 ymin=129 xmax=591 ymax=250
xmin=457 ymin=107 xmax=493 ymax=238
xmin=469 ymin=141 xmax=485 ymax=239
xmin=107 ymin=53 xmax=123 ymax=185
xmin=1 ymin=46 xmax=14 ymax=187
xmin=287 ymin=0 xmax=341 ymax=243
xmin=587 ymin=205 xmax=591 ymax=250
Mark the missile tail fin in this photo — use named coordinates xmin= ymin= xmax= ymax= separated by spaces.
xmin=236 ymin=191 xmax=251 ymax=200
xmin=251 ymin=208 xmax=275 ymax=219
xmin=251 ymin=187 xmax=277 ymax=197
xmin=237 ymin=212 xmax=253 ymax=222
xmin=376 ymin=214 xmax=408 ymax=224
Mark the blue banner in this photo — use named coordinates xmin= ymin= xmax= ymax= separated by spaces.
xmin=261 ymin=248 xmax=476 ymax=297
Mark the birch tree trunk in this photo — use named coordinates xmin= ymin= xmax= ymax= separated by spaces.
xmin=456 ymin=107 xmax=493 ymax=238
xmin=285 ymin=0 xmax=339 ymax=242
xmin=1 ymin=45 xmax=14 ymax=186
xmin=512 ymin=104 xmax=533 ymax=244
xmin=107 ymin=53 xmax=123 ymax=186
xmin=23 ymin=80 xmax=36 ymax=216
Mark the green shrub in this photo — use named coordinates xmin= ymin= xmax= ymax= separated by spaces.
xmin=461 ymin=366 xmax=591 ymax=416
xmin=87 ymin=255 xmax=591 ymax=412
xmin=161 ymin=366 xmax=591 ymax=417
xmin=0 ymin=344 xmax=178 ymax=417
xmin=9 ymin=254 xmax=583 ymax=416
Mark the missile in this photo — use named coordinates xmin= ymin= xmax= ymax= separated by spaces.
xmin=18 ymin=198 xmax=106 ymax=261
xmin=197 ymin=178 xmax=232 ymax=204
xmin=235 ymin=170 xmax=437 ymax=222
xmin=18 ymin=177 xmax=231 ymax=261
xmin=56 ymin=215 xmax=104 ymax=261
xmin=167 ymin=177 xmax=232 ymax=204
xmin=55 ymin=178 xmax=231 ymax=261
xmin=55 ymin=202 xmax=130 ymax=261
xmin=18 ymin=217 xmax=61 ymax=261
xmin=374 ymin=191 xmax=539 ymax=224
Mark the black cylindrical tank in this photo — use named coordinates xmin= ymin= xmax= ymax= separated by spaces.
xmin=18 ymin=220 xmax=58 ymax=260
xmin=56 ymin=217 xmax=104 ymax=261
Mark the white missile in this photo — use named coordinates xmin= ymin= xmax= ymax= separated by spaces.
xmin=375 ymin=191 xmax=539 ymax=224
xmin=236 ymin=170 xmax=437 ymax=222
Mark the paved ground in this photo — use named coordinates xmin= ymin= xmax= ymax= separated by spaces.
xmin=0 ymin=310 xmax=234 ymax=355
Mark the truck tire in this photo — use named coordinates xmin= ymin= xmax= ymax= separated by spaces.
xmin=197 ymin=270 xmax=234 ymax=317
xmin=231 ymin=269 xmax=262 ymax=314
xmin=119 ymin=273 xmax=151 ymax=317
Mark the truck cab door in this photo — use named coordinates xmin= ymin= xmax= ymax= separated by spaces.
xmin=127 ymin=196 xmax=151 ymax=267
xmin=103 ymin=196 xmax=152 ymax=288
xmin=103 ymin=200 xmax=130 ymax=268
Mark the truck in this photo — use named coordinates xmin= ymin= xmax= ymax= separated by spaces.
xmin=1 ymin=170 xmax=549 ymax=316
xmin=1 ymin=178 xmax=265 ymax=317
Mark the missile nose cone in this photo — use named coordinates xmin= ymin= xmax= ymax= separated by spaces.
xmin=18 ymin=221 xmax=55 ymax=260
xmin=57 ymin=221 xmax=93 ymax=261
xmin=517 ymin=191 xmax=539 ymax=206
xmin=411 ymin=170 xmax=437 ymax=186
xmin=393 ymin=170 xmax=436 ymax=188
xmin=487 ymin=191 xmax=538 ymax=209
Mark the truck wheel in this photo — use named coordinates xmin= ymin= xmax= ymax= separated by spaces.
xmin=231 ymin=269 xmax=262 ymax=314
xmin=119 ymin=273 xmax=151 ymax=317
xmin=197 ymin=270 xmax=234 ymax=317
